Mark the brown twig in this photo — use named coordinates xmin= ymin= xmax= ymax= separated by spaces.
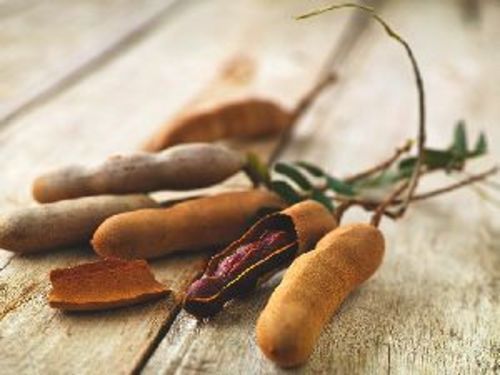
xmin=334 ymin=201 xmax=354 ymax=223
xmin=299 ymin=3 xmax=427 ymax=225
xmin=370 ymin=180 xmax=409 ymax=226
xmin=330 ymin=166 xmax=498 ymax=219
xmin=344 ymin=139 xmax=413 ymax=183
xmin=268 ymin=73 xmax=337 ymax=165
xmin=410 ymin=166 xmax=498 ymax=202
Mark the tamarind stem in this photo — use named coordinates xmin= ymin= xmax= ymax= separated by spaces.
xmin=268 ymin=73 xmax=337 ymax=165
xmin=298 ymin=3 xmax=427 ymax=223
xmin=332 ymin=166 xmax=498 ymax=223
xmin=370 ymin=180 xmax=410 ymax=226
xmin=344 ymin=139 xmax=413 ymax=183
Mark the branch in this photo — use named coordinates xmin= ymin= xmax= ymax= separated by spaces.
xmin=331 ymin=166 xmax=498 ymax=220
xmin=410 ymin=166 xmax=498 ymax=202
xmin=298 ymin=3 xmax=427 ymax=223
xmin=268 ymin=73 xmax=337 ymax=166
xmin=370 ymin=180 xmax=409 ymax=226
xmin=344 ymin=139 xmax=413 ymax=183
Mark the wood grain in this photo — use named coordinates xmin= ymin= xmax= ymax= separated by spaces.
xmin=0 ymin=0 xmax=364 ymax=373
xmin=144 ymin=0 xmax=500 ymax=374
xmin=0 ymin=0 xmax=179 ymax=124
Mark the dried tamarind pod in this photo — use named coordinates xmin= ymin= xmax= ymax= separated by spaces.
xmin=183 ymin=200 xmax=337 ymax=318
xmin=0 ymin=194 xmax=158 ymax=253
xmin=92 ymin=190 xmax=286 ymax=260
xmin=142 ymin=74 xmax=335 ymax=152
xmin=33 ymin=143 xmax=245 ymax=203
xmin=143 ymin=99 xmax=291 ymax=152
xmin=48 ymin=258 xmax=169 ymax=311
xmin=256 ymin=223 xmax=385 ymax=367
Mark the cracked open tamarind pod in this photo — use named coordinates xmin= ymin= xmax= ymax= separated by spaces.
xmin=92 ymin=190 xmax=286 ymax=260
xmin=256 ymin=223 xmax=385 ymax=368
xmin=142 ymin=99 xmax=291 ymax=152
xmin=183 ymin=200 xmax=337 ymax=318
xmin=32 ymin=143 xmax=245 ymax=203
xmin=0 ymin=194 xmax=158 ymax=253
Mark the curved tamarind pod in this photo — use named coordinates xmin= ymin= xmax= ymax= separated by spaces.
xmin=256 ymin=223 xmax=385 ymax=368
xmin=142 ymin=74 xmax=336 ymax=152
xmin=143 ymin=99 xmax=291 ymax=152
xmin=0 ymin=195 xmax=158 ymax=253
xmin=183 ymin=200 xmax=337 ymax=318
xmin=32 ymin=143 xmax=245 ymax=203
xmin=92 ymin=190 xmax=286 ymax=260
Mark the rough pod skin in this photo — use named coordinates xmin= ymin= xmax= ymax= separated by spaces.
xmin=142 ymin=99 xmax=291 ymax=152
xmin=256 ymin=223 xmax=385 ymax=368
xmin=0 ymin=194 xmax=157 ymax=253
xmin=183 ymin=200 xmax=337 ymax=318
xmin=92 ymin=190 xmax=286 ymax=260
xmin=48 ymin=258 xmax=169 ymax=311
xmin=32 ymin=143 xmax=245 ymax=203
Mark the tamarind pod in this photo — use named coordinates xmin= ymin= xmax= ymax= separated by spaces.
xmin=32 ymin=143 xmax=245 ymax=203
xmin=92 ymin=190 xmax=286 ymax=260
xmin=142 ymin=99 xmax=291 ymax=152
xmin=48 ymin=258 xmax=169 ymax=311
xmin=0 ymin=195 xmax=158 ymax=253
xmin=183 ymin=200 xmax=337 ymax=318
xmin=256 ymin=223 xmax=385 ymax=368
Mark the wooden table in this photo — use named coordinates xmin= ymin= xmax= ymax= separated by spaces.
xmin=1 ymin=0 xmax=499 ymax=373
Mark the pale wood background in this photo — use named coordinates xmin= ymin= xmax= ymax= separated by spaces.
xmin=0 ymin=0 xmax=498 ymax=374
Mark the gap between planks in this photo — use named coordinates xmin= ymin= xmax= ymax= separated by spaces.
xmin=0 ymin=0 xmax=182 ymax=127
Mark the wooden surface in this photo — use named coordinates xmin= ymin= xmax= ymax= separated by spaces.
xmin=0 ymin=0 xmax=499 ymax=374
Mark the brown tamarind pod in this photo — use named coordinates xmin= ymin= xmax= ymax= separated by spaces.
xmin=183 ymin=200 xmax=337 ymax=318
xmin=48 ymin=258 xmax=169 ymax=311
xmin=92 ymin=190 xmax=286 ymax=260
xmin=32 ymin=143 xmax=245 ymax=203
xmin=142 ymin=99 xmax=291 ymax=152
xmin=256 ymin=223 xmax=385 ymax=368
xmin=0 ymin=195 xmax=158 ymax=253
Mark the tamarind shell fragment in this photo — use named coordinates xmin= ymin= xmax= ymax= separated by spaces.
xmin=0 ymin=194 xmax=158 ymax=253
xmin=48 ymin=258 xmax=169 ymax=311
xmin=256 ymin=223 xmax=385 ymax=367
xmin=33 ymin=143 xmax=245 ymax=203
xmin=92 ymin=190 xmax=286 ymax=260
xmin=143 ymin=99 xmax=291 ymax=152
xmin=183 ymin=200 xmax=337 ymax=318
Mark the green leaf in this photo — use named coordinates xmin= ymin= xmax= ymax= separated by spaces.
xmin=355 ymin=168 xmax=411 ymax=189
xmin=471 ymin=132 xmax=487 ymax=156
xmin=311 ymin=190 xmax=335 ymax=212
xmin=294 ymin=161 xmax=325 ymax=177
xmin=326 ymin=176 xmax=356 ymax=196
xmin=451 ymin=120 xmax=468 ymax=158
xmin=274 ymin=162 xmax=313 ymax=190
xmin=270 ymin=181 xmax=302 ymax=204
xmin=244 ymin=152 xmax=270 ymax=187
xmin=399 ymin=149 xmax=454 ymax=170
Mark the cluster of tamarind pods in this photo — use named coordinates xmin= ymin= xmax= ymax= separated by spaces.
xmin=6 ymin=3 xmax=499 ymax=369
xmin=0 ymin=75 xmax=386 ymax=368
xmin=3 ymin=3 xmax=460 ymax=367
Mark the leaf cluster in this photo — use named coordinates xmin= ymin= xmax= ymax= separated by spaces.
xmin=245 ymin=121 xmax=490 ymax=212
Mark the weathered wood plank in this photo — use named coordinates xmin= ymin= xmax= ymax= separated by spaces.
xmin=144 ymin=0 xmax=500 ymax=373
xmin=0 ymin=0 xmax=363 ymax=373
xmin=0 ymin=0 xmax=179 ymax=124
